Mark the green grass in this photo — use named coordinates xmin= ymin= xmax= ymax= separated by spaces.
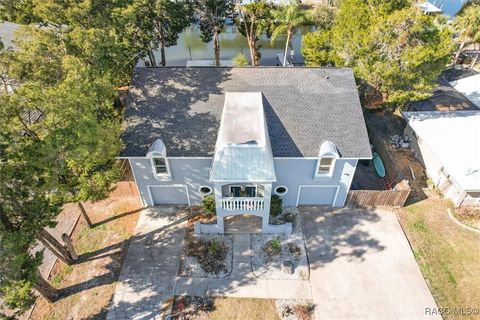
xmin=51 ymin=265 xmax=73 ymax=288
xmin=74 ymin=224 xmax=109 ymax=254
xmin=397 ymin=198 xmax=480 ymax=318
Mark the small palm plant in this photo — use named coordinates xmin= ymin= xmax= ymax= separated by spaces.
xmin=270 ymin=0 xmax=310 ymax=66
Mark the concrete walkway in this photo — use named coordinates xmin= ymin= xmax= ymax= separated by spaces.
xmin=106 ymin=206 xmax=188 ymax=320
xmin=175 ymin=233 xmax=312 ymax=299
xmin=301 ymin=206 xmax=440 ymax=320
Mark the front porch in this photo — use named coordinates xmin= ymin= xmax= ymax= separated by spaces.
xmin=195 ymin=182 xmax=292 ymax=234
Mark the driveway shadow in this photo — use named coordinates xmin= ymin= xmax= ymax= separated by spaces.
xmin=299 ymin=206 xmax=385 ymax=268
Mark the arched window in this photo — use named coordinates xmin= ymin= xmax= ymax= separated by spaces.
xmin=147 ymin=139 xmax=171 ymax=179
xmin=315 ymin=141 xmax=339 ymax=178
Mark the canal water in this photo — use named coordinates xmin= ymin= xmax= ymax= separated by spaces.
xmin=151 ymin=0 xmax=468 ymax=67
xmin=148 ymin=25 xmax=306 ymax=66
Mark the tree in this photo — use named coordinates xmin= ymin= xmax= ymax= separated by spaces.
xmin=302 ymin=30 xmax=336 ymax=66
xmin=237 ymin=0 xmax=273 ymax=66
xmin=452 ymin=3 xmax=480 ymax=67
xmin=0 ymin=0 xmax=37 ymax=23
xmin=310 ymin=3 xmax=336 ymax=30
xmin=302 ymin=4 xmax=337 ymax=67
xmin=197 ymin=0 xmax=235 ymax=66
xmin=151 ymin=0 xmax=194 ymax=66
xmin=0 ymin=132 xmax=62 ymax=311
xmin=30 ymin=0 xmax=150 ymax=85
xmin=270 ymin=0 xmax=310 ymax=66
xmin=331 ymin=0 xmax=454 ymax=107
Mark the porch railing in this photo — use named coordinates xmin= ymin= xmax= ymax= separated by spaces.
xmin=221 ymin=197 xmax=265 ymax=211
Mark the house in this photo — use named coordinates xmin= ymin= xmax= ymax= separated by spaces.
xmin=119 ymin=67 xmax=372 ymax=233
xmin=449 ymin=73 xmax=480 ymax=109
xmin=407 ymin=69 xmax=479 ymax=112
xmin=402 ymin=111 xmax=480 ymax=207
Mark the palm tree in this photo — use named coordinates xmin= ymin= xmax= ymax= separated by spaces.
xmin=452 ymin=3 xmax=480 ymax=67
xmin=270 ymin=0 xmax=309 ymax=66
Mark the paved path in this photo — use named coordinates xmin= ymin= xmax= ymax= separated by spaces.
xmin=301 ymin=206 xmax=440 ymax=320
xmin=175 ymin=233 xmax=312 ymax=299
xmin=107 ymin=206 xmax=188 ymax=320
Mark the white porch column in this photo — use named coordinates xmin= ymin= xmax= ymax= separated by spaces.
xmin=261 ymin=183 xmax=272 ymax=231
xmin=214 ymin=183 xmax=225 ymax=232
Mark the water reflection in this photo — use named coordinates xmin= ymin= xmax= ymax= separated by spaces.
xmin=149 ymin=25 xmax=305 ymax=66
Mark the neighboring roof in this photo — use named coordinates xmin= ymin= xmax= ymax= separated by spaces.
xmin=210 ymin=92 xmax=276 ymax=182
xmin=0 ymin=21 xmax=21 ymax=50
xmin=449 ymin=74 xmax=480 ymax=108
xmin=121 ymin=67 xmax=372 ymax=159
xmin=417 ymin=1 xmax=442 ymax=13
xmin=408 ymin=68 xmax=479 ymax=112
xmin=402 ymin=111 xmax=480 ymax=192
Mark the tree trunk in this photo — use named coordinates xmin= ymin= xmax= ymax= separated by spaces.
xmin=61 ymin=233 xmax=78 ymax=261
xmin=241 ymin=9 xmax=257 ymax=66
xmin=470 ymin=52 xmax=479 ymax=69
xmin=147 ymin=48 xmax=157 ymax=66
xmin=453 ymin=40 xmax=466 ymax=65
xmin=33 ymin=269 xmax=59 ymax=303
xmin=160 ymin=33 xmax=166 ymax=67
xmin=283 ymin=30 xmax=292 ymax=67
xmin=213 ymin=31 xmax=220 ymax=67
xmin=78 ymin=202 xmax=93 ymax=228
xmin=38 ymin=229 xmax=74 ymax=265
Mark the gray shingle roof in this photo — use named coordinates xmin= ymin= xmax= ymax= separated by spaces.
xmin=121 ymin=67 xmax=372 ymax=158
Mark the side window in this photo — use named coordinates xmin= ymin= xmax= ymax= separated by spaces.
xmin=153 ymin=157 xmax=168 ymax=175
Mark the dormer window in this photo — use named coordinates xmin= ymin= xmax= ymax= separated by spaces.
xmin=317 ymin=157 xmax=334 ymax=175
xmin=147 ymin=139 xmax=171 ymax=180
xmin=315 ymin=140 xmax=339 ymax=178
xmin=153 ymin=157 xmax=168 ymax=175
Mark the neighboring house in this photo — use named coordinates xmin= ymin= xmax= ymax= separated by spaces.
xmin=402 ymin=111 xmax=480 ymax=207
xmin=449 ymin=73 xmax=480 ymax=109
xmin=120 ymin=67 xmax=372 ymax=233
xmin=408 ymin=68 xmax=479 ymax=112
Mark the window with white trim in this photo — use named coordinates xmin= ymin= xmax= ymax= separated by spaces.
xmin=316 ymin=157 xmax=335 ymax=176
xmin=152 ymin=157 xmax=168 ymax=175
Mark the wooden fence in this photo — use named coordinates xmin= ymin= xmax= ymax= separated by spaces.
xmin=346 ymin=188 xmax=411 ymax=208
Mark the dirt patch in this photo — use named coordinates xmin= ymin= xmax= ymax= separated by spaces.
xmin=30 ymin=184 xmax=143 ymax=320
xmin=453 ymin=206 xmax=480 ymax=230
xmin=171 ymin=296 xmax=280 ymax=320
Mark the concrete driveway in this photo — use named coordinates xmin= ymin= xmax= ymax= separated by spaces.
xmin=300 ymin=206 xmax=440 ymax=320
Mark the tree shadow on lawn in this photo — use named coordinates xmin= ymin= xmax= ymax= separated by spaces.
xmin=92 ymin=207 xmax=147 ymax=228
xmin=299 ymin=206 xmax=386 ymax=269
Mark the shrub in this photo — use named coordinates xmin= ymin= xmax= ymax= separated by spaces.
xmin=232 ymin=53 xmax=249 ymax=66
xmin=208 ymin=239 xmax=220 ymax=254
xmin=201 ymin=195 xmax=216 ymax=217
xmin=265 ymin=238 xmax=282 ymax=256
xmin=270 ymin=195 xmax=283 ymax=217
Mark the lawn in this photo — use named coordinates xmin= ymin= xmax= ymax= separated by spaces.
xmin=172 ymin=296 xmax=281 ymax=320
xmin=396 ymin=196 xmax=480 ymax=319
xmin=30 ymin=185 xmax=143 ymax=320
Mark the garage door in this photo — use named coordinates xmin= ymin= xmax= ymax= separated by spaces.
xmin=149 ymin=186 xmax=189 ymax=205
xmin=297 ymin=186 xmax=338 ymax=206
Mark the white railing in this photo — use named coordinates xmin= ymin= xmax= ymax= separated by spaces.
xmin=221 ymin=197 xmax=265 ymax=211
